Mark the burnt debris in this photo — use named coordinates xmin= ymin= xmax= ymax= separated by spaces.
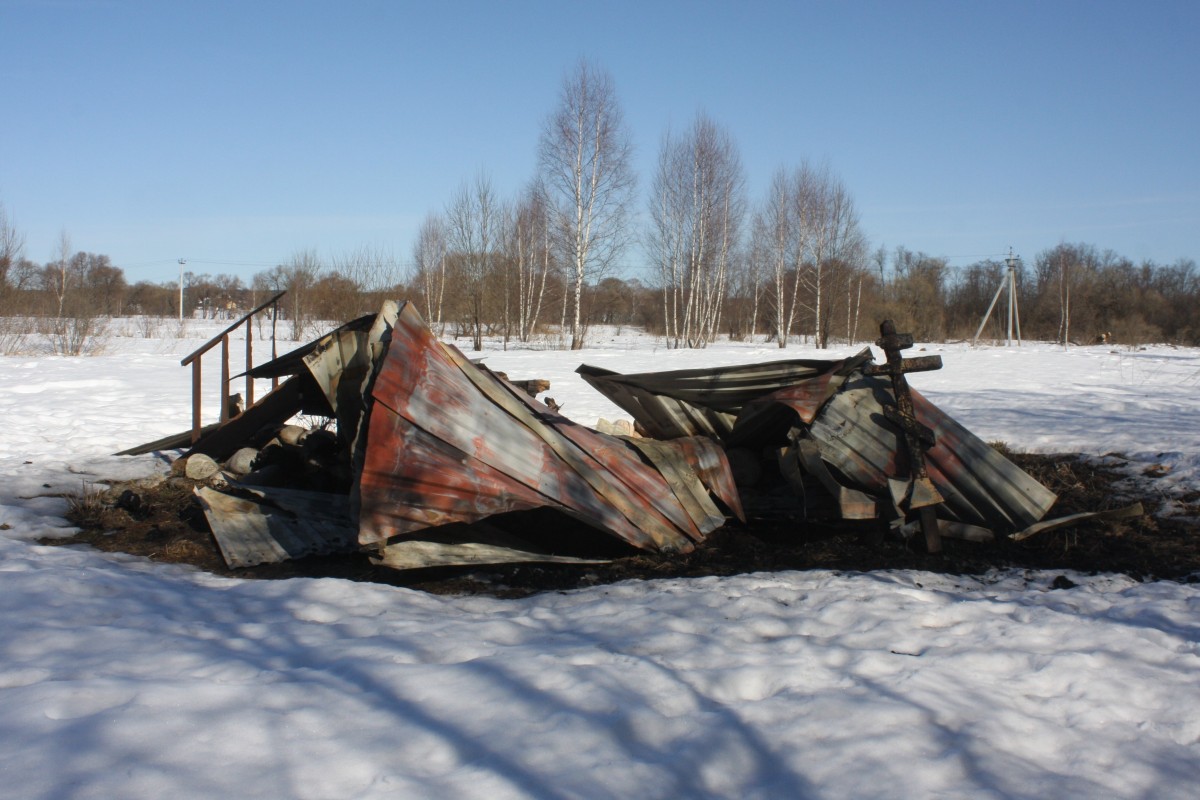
xmin=118 ymin=305 xmax=1138 ymax=571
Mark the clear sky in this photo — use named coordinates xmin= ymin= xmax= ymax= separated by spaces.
xmin=2 ymin=0 xmax=1197 ymax=284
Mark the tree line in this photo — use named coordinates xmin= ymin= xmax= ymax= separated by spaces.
xmin=3 ymin=60 xmax=1197 ymax=349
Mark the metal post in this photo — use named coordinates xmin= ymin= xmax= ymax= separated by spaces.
xmin=178 ymin=259 xmax=186 ymax=322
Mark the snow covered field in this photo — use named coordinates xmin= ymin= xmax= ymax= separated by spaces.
xmin=2 ymin=322 xmax=1199 ymax=799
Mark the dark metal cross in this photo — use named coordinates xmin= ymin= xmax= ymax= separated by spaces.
xmin=865 ymin=320 xmax=945 ymax=553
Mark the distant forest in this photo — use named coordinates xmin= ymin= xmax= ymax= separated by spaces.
xmin=4 ymin=62 xmax=1196 ymax=352
xmin=2 ymin=225 xmax=1195 ymax=351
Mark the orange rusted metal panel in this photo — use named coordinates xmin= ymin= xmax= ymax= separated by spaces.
xmin=355 ymin=303 xmax=738 ymax=554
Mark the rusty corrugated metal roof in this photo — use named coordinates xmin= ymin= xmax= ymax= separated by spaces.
xmin=801 ymin=374 xmax=1056 ymax=530
xmin=578 ymin=351 xmax=872 ymax=440
xmin=577 ymin=352 xmax=1058 ymax=535
xmin=354 ymin=302 xmax=741 ymax=555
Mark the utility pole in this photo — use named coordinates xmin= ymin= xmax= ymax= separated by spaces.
xmin=178 ymin=258 xmax=187 ymax=321
xmin=972 ymin=248 xmax=1023 ymax=347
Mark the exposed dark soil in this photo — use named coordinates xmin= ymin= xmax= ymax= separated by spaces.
xmin=48 ymin=452 xmax=1200 ymax=597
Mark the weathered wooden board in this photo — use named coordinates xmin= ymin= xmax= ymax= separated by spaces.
xmin=195 ymin=485 xmax=357 ymax=568
xmin=372 ymin=524 xmax=611 ymax=570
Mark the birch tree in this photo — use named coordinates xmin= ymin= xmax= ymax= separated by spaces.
xmin=538 ymin=60 xmax=636 ymax=350
xmin=729 ymin=242 xmax=762 ymax=341
xmin=650 ymin=126 xmax=688 ymax=346
xmin=280 ymin=249 xmax=321 ymax=339
xmin=1058 ymin=248 xmax=1071 ymax=347
xmin=754 ymin=170 xmax=794 ymax=347
xmin=809 ymin=172 xmax=866 ymax=348
xmin=50 ymin=231 xmax=72 ymax=318
xmin=648 ymin=113 xmax=745 ymax=348
xmin=752 ymin=167 xmax=818 ymax=348
xmin=444 ymin=172 xmax=498 ymax=351
xmin=0 ymin=203 xmax=24 ymax=307
xmin=506 ymin=180 xmax=555 ymax=342
xmin=412 ymin=213 xmax=450 ymax=336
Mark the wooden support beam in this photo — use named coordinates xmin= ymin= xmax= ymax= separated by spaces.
xmin=246 ymin=316 xmax=255 ymax=407
xmin=191 ymin=358 xmax=202 ymax=444
xmin=220 ymin=335 xmax=230 ymax=423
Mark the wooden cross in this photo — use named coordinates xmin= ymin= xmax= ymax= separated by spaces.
xmin=864 ymin=320 xmax=945 ymax=553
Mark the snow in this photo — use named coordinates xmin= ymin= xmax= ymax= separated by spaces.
xmin=2 ymin=322 xmax=1199 ymax=799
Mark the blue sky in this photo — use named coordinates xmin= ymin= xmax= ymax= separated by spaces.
xmin=2 ymin=0 xmax=1196 ymax=284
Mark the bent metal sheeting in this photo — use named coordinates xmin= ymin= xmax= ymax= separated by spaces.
xmin=578 ymin=352 xmax=1057 ymax=535
xmin=354 ymin=302 xmax=742 ymax=555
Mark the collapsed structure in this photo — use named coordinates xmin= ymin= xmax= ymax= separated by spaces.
xmin=120 ymin=300 xmax=1138 ymax=571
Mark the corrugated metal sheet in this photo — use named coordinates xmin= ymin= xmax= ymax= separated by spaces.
xmin=576 ymin=353 xmax=1058 ymax=534
xmin=354 ymin=302 xmax=740 ymax=555
xmin=241 ymin=312 xmax=377 ymax=380
xmin=196 ymin=486 xmax=357 ymax=567
xmin=801 ymin=374 xmax=1056 ymax=530
xmin=578 ymin=351 xmax=872 ymax=441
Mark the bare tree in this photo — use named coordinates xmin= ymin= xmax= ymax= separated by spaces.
xmin=751 ymin=164 xmax=864 ymax=349
xmin=0 ymin=203 xmax=25 ymax=306
xmin=0 ymin=207 xmax=32 ymax=352
xmin=34 ymin=240 xmax=112 ymax=355
xmin=809 ymin=171 xmax=866 ymax=348
xmin=77 ymin=253 xmax=127 ymax=316
xmin=505 ymin=179 xmax=555 ymax=343
xmin=872 ymin=244 xmax=889 ymax=290
xmin=444 ymin=172 xmax=498 ymax=351
xmin=1059 ymin=247 xmax=1071 ymax=347
xmin=753 ymin=170 xmax=793 ymax=347
xmin=726 ymin=244 xmax=762 ymax=341
xmin=412 ymin=214 xmax=450 ymax=337
xmin=888 ymin=247 xmax=948 ymax=340
xmin=307 ymin=269 xmax=363 ymax=324
xmin=649 ymin=113 xmax=746 ymax=348
xmin=328 ymin=244 xmax=401 ymax=315
xmin=1033 ymin=243 xmax=1098 ymax=347
xmin=650 ymin=125 xmax=688 ymax=345
xmin=269 ymin=249 xmax=322 ymax=339
xmin=752 ymin=167 xmax=818 ymax=348
xmin=49 ymin=231 xmax=73 ymax=318
xmin=538 ymin=59 xmax=636 ymax=349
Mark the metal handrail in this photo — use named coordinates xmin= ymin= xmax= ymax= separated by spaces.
xmin=180 ymin=291 xmax=286 ymax=443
